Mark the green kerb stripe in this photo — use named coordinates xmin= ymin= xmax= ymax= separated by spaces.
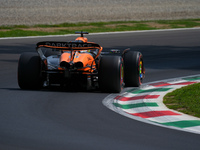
xmin=127 ymin=88 xmax=172 ymax=94
xmin=113 ymin=102 xmax=158 ymax=109
xmin=160 ymin=120 xmax=200 ymax=128
xmin=183 ymin=76 xmax=200 ymax=81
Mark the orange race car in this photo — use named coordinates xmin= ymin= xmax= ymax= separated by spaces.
xmin=18 ymin=31 xmax=145 ymax=93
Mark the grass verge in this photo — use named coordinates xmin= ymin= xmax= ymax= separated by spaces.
xmin=0 ymin=18 xmax=200 ymax=37
xmin=163 ymin=83 xmax=200 ymax=118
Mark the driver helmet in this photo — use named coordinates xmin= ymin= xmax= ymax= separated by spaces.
xmin=75 ymin=37 xmax=88 ymax=43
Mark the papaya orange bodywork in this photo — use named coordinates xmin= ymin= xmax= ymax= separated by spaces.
xmin=37 ymin=36 xmax=102 ymax=73
xmin=60 ymin=52 xmax=71 ymax=63
xmin=59 ymin=51 xmax=96 ymax=72
xmin=73 ymin=52 xmax=94 ymax=68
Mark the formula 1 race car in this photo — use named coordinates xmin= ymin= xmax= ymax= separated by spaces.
xmin=18 ymin=31 xmax=145 ymax=93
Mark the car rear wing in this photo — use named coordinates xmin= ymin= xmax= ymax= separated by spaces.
xmin=36 ymin=41 xmax=103 ymax=60
xmin=36 ymin=41 xmax=102 ymax=50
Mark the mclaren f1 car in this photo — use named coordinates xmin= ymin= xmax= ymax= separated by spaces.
xmin=18 ymin=31 xmax=145 ymax=93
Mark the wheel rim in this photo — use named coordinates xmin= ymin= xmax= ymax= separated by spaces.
xmin=138 ymin=56 xmax=143 ymax=85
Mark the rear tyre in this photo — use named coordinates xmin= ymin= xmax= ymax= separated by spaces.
xmin=98 ymin=56 xmax=123 ymax=93
xmin=124 ymin=51 xmax=144 ymax=87
xmin=18 ymin=52 xmax=43 ymax=90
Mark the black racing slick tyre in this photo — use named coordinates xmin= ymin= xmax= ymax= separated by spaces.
xmin=99 ymin=56 xmax=124 ymax=93
xmin=18 ymin=52 xmax=43 ymax=90
xmin=123 ymin=51 xmax=144 ymax=87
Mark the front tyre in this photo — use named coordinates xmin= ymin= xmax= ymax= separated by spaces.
xmin=18 ymin=52 xmax=43 ymax=90
xmin=98 ymin=56 xmax=124 ymax=93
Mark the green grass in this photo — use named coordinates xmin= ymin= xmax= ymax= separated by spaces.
xmin=163 ymin=83 xmax=200 ymax=118
xmin=156 ymin=19 xmax=200 ymax=28
xmin=0 ymin=30 xmax=57 ymax=37
xmin=0 ymin=18 xmax=200 ymax=37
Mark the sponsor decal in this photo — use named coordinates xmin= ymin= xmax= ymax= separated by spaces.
xmin=45 ymin=42 xmax=93 ymax=48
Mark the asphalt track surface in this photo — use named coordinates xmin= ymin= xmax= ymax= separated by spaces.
xmin=0 ymin=29 xmax=200 ymax=150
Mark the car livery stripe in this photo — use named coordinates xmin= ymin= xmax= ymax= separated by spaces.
xmin=103 ymin=75 xmax=200 ymax=134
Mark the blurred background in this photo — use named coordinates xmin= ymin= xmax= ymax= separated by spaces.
xmin=0 ymin=0 xmax=200 ymax=26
